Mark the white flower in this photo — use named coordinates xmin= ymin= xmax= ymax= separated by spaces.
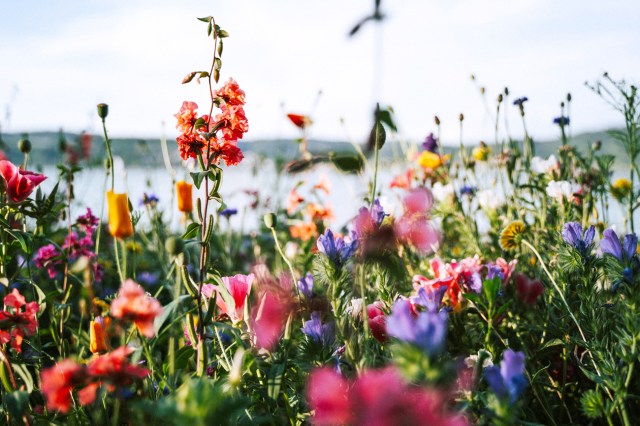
xmin=285 ymin=242 xmax=299 ymax=259
xmin=464 ymin=350 xmax=494 ymax=369
xmin=546 ymin=180 xmax=580 ymax=201
xmin=530 ymin=154 xmax=558 ymax=175
xmin=348 ymin=298 xmax=363 ymax=318
xmin=432 ymin=182 xmax=454 ymax=202
xmin=477 ymin=189 xmax=505 ymax=210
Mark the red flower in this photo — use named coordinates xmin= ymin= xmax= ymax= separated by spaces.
xmin=202 ymin=273 xmax=254 ymax=323
xmin=0 ymin=160 xmax=47 ymax=203
xmin=110 ymin=280 xmax=162 ymax=338
xmin=514 ymin=273 xmax=544 ymax=305
xmin=215 ymin=78 xmax=246 ymax=106
xmin=40 ymin=359 xmax=88 ymax=413
xmin=215 ymin=105 xmax=249 ymax=141
xmin=367 ymin=302 xmax=387 ymax=343
xmin=287 ymin=113 xmax=312 ymax=129
xmin=86 ymin=346 xmax=150 ymax=386
xmin=205 ymin=137 xmax=245 ymax=166
xmin=251 ymin=292 xmax=291 ymax=350
xmin=0 ymin=289 xmax=39 ymax=353
xmin=174 ymin=101 xmax=200 ymax=133
xmin=307 ymin=367 xmax=352 ymax=426
xmin=390 ymin=168 xmax=414 ymax=189
xmin=177 ymin=132 xmax=207 ymax=160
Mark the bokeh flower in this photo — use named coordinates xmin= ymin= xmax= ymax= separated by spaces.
xmin=386 ymin=298 xmax=448 ymax=355
xmin=106 ymin=191 xmax=134 ymax=239
xmin=110 ymin=280 xmax=162 ymax=338
xmin=176 ymin=181 xmax=193 ymax=213
xmin=484 ymin=349 xmax=527 ymax=402
xmin=0 ymin=288 xmax=40 ymax=353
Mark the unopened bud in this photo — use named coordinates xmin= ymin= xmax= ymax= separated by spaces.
xmin=97 ymin=103 xmax=109 ymax=119
xmin=592 ymin=140 xmax=601 ymax=151
xmin=459 ymin=113 xmax=464 ymax=122
xmin=497 ymin=94 xmax=503 ymax=103
xmin=263 ymin=212 xmax=277 ymax=229
xmin=504 ymin=87 xmax=510 ymax=96
xmin=18 ymin=138 xmax=31 ymax=154
xmin=165 ymin=236 xmax=184 ymax=255
xmin=566 ymin=93 xmax=572 ymax=102
xmin=434 ymin=116 xmax=441 ymax=126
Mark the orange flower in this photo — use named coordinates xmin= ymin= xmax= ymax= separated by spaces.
xmin=106 ymin=191 xmax=134 ymax=239
xmin=89 ymin=317 xmax=109 ymax=354
xmin=313 ymin=175 xmax=332 ymax=194
xmin=287 ymin=188 xmax=305 ymax=214
xmin=390 ymin=168 xmax=414 ymax=189
xmin=287 ymin=113 xmax=312 ymax=129
xmin=289 ymin=221 xmax=318 ymax=241
xmin=110 ymin=280 xmax=162 ymax=338
xmin=306 ymin=203 xmax=334 ymax=222
xmin=176 ymin=181 xmax=193 ymax=213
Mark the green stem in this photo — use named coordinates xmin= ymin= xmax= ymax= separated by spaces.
xmin=101 ymin=118 xmax=115 ymax=192
xmin=270 ymin=227 xmax=298 ymax=299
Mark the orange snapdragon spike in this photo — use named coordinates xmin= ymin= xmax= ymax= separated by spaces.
xmin=176 ymin=180 xmax=193 ymax=213
xmin=106 ymin=191 xmax=134 ymax=239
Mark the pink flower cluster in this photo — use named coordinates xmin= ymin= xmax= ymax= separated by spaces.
xmin=307 ymin=367 xmax=468 ymax=426
xmin=395 ymin=187 xmax=440 ymax=253
xmin=175 ymin=78 xmax=248 ymax=165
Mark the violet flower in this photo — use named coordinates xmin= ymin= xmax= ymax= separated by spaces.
xmin=386 ymin=299 xmax=448 ymax=355
xmin=220 ymin=208 xmax=238 ymax=219
xmin=412 ymin=286 xmax=447 ymax=313
xmin=562 ymin=222 xmax=595 ymax=257
xmin=600 ymin=228 xmax=637 ymax=261
xmin=553 ymin=116 xmax=570 ymax=126
xmin=422 ymin=133 xmax=439 ymax=153
xmin=317 ymin=229 xmax=358 ymax=268
xmin=298 ymin=273 xmax=314 ymax=299
xmin=484 ymin=349 xmax=527 ymax=402
xmin=302 ymin=312 xmax=335 ymax=346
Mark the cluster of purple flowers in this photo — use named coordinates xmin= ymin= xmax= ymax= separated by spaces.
xmin=317 ymin=229 xmax=358 ymax=268
xmin=562 ymin=222 xmax=595 ymax=257
xmin=422 ymin=133 xmax=439 ymax=154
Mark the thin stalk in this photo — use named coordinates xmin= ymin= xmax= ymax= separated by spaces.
xmin=101 ymin=118 xmax=115 ymax=191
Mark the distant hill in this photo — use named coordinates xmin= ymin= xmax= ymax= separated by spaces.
xmin=0 ymin=128 xmax=630 ymax=167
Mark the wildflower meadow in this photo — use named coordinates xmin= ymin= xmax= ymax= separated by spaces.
xmin=2 ymin=12 xmax=640 ymax=426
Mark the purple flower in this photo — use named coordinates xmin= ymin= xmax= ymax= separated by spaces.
xmin=553 ymin=116 xmax=570 ymax=126
xmin=34 ymin=244 xmax=62 ymax=278
xmin=386 ymin=298 xmax=448 ymax=355
xmin=600 ymin=228 xmax=624 ymax=260
xmin=484 ymin=349 xmax=527 ymax=402
xmin=412 ymin=286 xmax=447 ymax=313
xmin=317 ymin=229 xmax=358 ymax=268
xmin=298 ymin=273 xmax=314 ymax=299
xmin=139 ymin=193 xmax=159 ymax=207
xmin=562 ymin=222 xmax=595 ymax=256
xmin=513 ymin=97 xmax=528 ymax=106
xmin=486 ymin=264 xmax=505 ymax=281
xmin=76 ymin=208 xmax=100 ymax=235
xmin=624 ymin=233 xmax=638 ymax=260
xmin=137 ymin=271 xmax=160 ymax=286
xmin=302 ymin=312 xmax=335 ymax=346
xmin=459 ymin=185 xmax=477 ymax=197
xmin=220 ymin=208 xmax=238 ymax=218
xmin=369 ymin=199 xmax=386 ymax=227
xmin=422 ymin=133 xmax=439 ymax=153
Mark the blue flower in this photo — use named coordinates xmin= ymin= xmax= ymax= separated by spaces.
xmin=484 ymin=349 xmax=527 ymax=402
xmin=369 ymin=199 xmax=387 ymax=227
xmin=553 ymin=116 xmax=570 ymax=126
xmin=220 ymin=208 xmax=238 ymax=218
xmin=317 ymin=229 xmax=358 ymax=268
xmin=459 ymin=185 xmax=477 ymax=197
xmin=298 ymin=273 xmax=314 ymax=299
xmin=486 ymin=264 xmax=505 ymax=281
xmin=600 ymin=228 xmax=629 ymax=261
xmin=137 ymin=271 xmax=160 ymax=286
xmin=302 ymin=312 xmax=335 ymax=346
xmin=562 ymin=222 xmax=595 ymax=257
xmin=386 ymin=299 xmax=448 ymax=355
xmin=413 ymin=286 xmax=447 ymax=313
xmin=139 ymin=193 xmax=159 ymax=207
xmin=422 ymin=133 xmax=439 ymax=153
xmin=513 ymin=97 xmax=528 ymax=106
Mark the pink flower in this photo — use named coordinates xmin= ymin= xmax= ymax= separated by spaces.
xmin=215 ymin=104 xmax=249 ymax=141
xmin=495 ymin=258 xmax=518 ymax=285
xmin=202 ymin=273 xmax=254 ymax=323
xmin=390 ymin=168 xmax=414 ymax=190
xmin=34 ymin=244 xmax=62 ymax=278
xmin=215 ymin=78 xmax=246 ymax=106
xmin=110 ymin=280 xmax=162 ymax=338
xmin=174 ymin=101 xmax=199 ymax=133
xmin=514 ymin=273 xmax=544 ymax=305
xmin=403 ymin=187 xmax=434 ymax=215
xmin=251 ymin=292 xmax=291 ymax=350
xmin=395 ymin=187 xmax=440 ymax=254
xmin=307 ymin=368 xmax=352 ymax=426
xmin=0 ymin=289 xmax=40 ymax=353
xmin=0 ymin=160 xmax=47 ymax=203
xmin=367 ymin=302 xmax=387 ymax=343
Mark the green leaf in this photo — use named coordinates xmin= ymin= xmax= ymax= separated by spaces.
xmin=5 ymin=230 xmax=29 ymax=253
xmin=377 ymin=109 xmax=397 ymax=132
xmin=369 ymin=121 xmax=386 ymax=150
xmin=182 ymin=222 xmax=200 ymax=240
xmin=191 ymin=171 xmax=208 ymax=189
xmin=330 ymin=153 xmax=364 ymax=173
xmin=267 ymin=363 xmax=285 ymax=401
xmin=2 ymin=390 xmax=29 ymax=418
xmin=154 ymin=295 xmax=191 ymax=336
xmin=463 ymin=293 xmax=481 ymax=304
xmin=197 ymin=16 xmax=213 ymax=23
xmin=482 ymin=277 xmax=501 ymax=303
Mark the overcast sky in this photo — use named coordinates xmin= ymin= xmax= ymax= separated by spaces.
xmin=1 ymin=0 xmax=639 ymax=146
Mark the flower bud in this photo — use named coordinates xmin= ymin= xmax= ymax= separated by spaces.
xmin=97 ymin=103 xmax=109 ymax=119
xmin=592 ymin=140 xmax=601 ymax=151
xmin=263 ymin=212 xmax=277 ymax=228
xmin=176 ymin=181 xmax=193 ymax=213
xmin=459 ymin=113 xmax=464 ymax=122
xmin=165 ymin=236 xmax=184 ymax=255
xmin=434 ymin=116 xmax=440 ymax=126
xmin=18 ymin=138 xmax=31 ymax=154
xmin=497 ymin=94 xmax=503 ymax=103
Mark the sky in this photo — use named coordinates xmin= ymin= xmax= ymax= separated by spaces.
xmin=1 ymin=0 xmax=639 ymax=146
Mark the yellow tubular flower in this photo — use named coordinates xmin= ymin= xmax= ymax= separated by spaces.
xmin=90 ymin=319 xmax=108 ymax=354
xmin=106 ymin=191 xmax=134 ymax=239
xmin=417 ymin=151 xmax=443 ymax=169
xmin=176 ymin=181 xmax=193 ymax=213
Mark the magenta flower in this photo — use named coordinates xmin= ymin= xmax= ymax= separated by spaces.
xmin=202 ymin=273 xmax=254 ymax=324
xmin=0 ymin=160 xmax=47 ymax=203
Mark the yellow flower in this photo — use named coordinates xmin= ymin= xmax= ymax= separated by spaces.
xmin=472 ymin=144 xmax=491 ymax=162
xmin=499 ymin=221 xmax=526 ymax=251
xmin=176 ymin=181 xmax=193 ymax=213
xmin=611 ymin=178 xmax=632 ymax=202
xmin=417 ymin=151 xmax=443 ymax=169
xmin=106 ymin=190 xmax=134 ymax=239
xmin=90 ymin=318 xmax=109 ymax=354
xmin=126 ymin=241 xmax=143 ymax=253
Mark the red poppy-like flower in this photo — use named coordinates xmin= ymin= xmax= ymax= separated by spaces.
xmin=0 ymin=160 xmax=47 ymax=203
xmin=215 ymin=78 xmax=246 ymax=106
xmin=215 ymin=104 xmax=249 ymax=141
xmin=110 ymin=280 xmax=162 ymax=338
xmin=514 ymin=273 xmax=544 ymax=305
xmin=86 ymin=346 xmax=150 ymax=387
xmin=251 ymin=291 xmax=291 ymax=350
xmin=0 ymin=289 xmax=40 ymax=353
xmin=367 ymin=302 xmax=387 ymax=343
xmin=40 ymin=359 xmax=88 ymax=413
xmin=287 ymin=113 xmax=312 ymax=129
xmin=177 ymin=132 xmax=207 ymax=160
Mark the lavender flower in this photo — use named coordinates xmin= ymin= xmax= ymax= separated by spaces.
xmin=412 ymin=286 xmax=447 ymax=313
xmin=220 ymin=208 xmax=238 ymax=218
xmin=317 ymin=229 xmax=358 ymax=268
xmin=422 ymin=133 xmax=439 ymax=153
xmin=139 ymin=193 xmax=159 ymax=207
xmin=302 ymin=312 xmax=335 ymax=346
xmin=386 ymin=298 xmax=448 ymax=355
xmin=562 ymin=222 xmax=595 ymax=257
xmin=484 ymin=349 xmax=527 ymax=402
xmin=298 ymin=273 xmax=314 ymax=299
xmin=137 ymin=271 xmax=160 ymax=286
xmin=600 ymin=228 xmax=624 ymax=260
